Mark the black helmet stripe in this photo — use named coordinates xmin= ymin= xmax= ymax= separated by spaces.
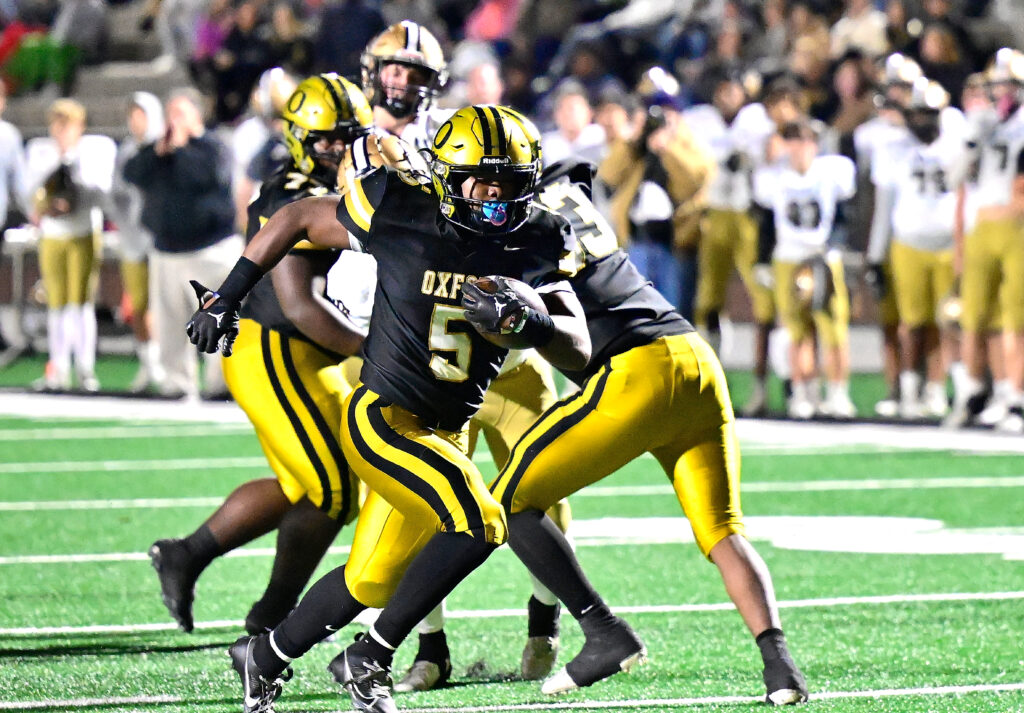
xmin=486 ymin=106 xmax=507 ymax=154
xmin=473 ymin=105 xmax=494 ymax=154
xmin=403 ymin=20 xmax=419 ymax=52
xmin=320 ymin=76 xmax=348 ymax=120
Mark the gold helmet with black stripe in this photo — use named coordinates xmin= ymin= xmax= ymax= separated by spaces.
xmin=430 ymin=105 xmax=541 ymax=235
xmin=282 ymin=73 xmax=373 ymax=184
xmin=361 ymin=21 xmax=448 ymax=119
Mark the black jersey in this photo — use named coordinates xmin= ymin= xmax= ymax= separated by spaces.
xmin=535 ymin=162 xmax=694 ymax=385
xmin=241 ymin=167 xmax=344 ymax=350
xmin=335 ymin=166 xmax=576 ymax=431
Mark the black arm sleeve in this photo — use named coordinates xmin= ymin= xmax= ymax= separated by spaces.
xmin=122 ymin=143 xmax=162 ymax=188
xmin=755 ymin=206 xmax=776 ymax=264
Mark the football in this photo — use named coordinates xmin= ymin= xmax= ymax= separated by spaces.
xmin=467 ymin=275 xmax=549 ymax=350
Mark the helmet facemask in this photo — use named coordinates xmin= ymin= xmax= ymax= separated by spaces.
xmin=365 ymin=58 xmax=444 ymax=119
xmin=434 ymin=160 xmax=537 ymax=236
xmin=905 ymin=108 xmax=941 ymax=145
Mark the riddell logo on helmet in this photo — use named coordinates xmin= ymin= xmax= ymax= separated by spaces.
xmin=480 ymin=156 xmax=511 ymax=165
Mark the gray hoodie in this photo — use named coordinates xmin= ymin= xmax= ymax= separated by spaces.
xmin=111 ymin=92 xmax=165 ymax=262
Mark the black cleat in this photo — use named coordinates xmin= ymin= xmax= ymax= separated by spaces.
xmin=763 ymin=655 xmax=809 ymax=705
xmin=148 ymin=539 xmax=197 ymax=633
xmin=541 ymin=613 xmax=646 ymax=694
xmin=328 ymin=645 xmax=398 ymax=713
xmin=229 ymin=635 xmax=292 ymax=713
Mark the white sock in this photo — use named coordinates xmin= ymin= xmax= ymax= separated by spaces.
xmin=899 ymin=371 xmax=921 ymax=402
xmin=61 ymin=306 xmax=81 ymax=376
xmin=75 ymin=303 xmax=97 ymax=375
xmin=47 ymin=309 xmax=70 ymax=378
xmin=1006 ymin=388 xmax=1023 ymax=408
xmin=956 ymin=374 xmax=985 ymax=406
xmin=994 ymin=379 xmax=1013 ymax=404
xmin=807 ymin=377 xmax=822 ymax=406
xmin=791 ymin=380 xmax=808 ymax=402
xmin=828 ymin=380 xmax=850 ymax=401
xmin=416 ymin=602 xmax=446 ymax=635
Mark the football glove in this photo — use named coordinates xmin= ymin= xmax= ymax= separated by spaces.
xmin=865 ymin=263 xmax=886 ymax=300
xmin=461 ymin=276 xmax=528 ymax=334
xmin=185 ymin=280 xmax=241 ymax=356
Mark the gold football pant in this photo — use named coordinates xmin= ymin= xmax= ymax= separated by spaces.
xmin=119 ymin=259 xmax=149 ymax=316
xmin=38 ymin=235 xmax=94 ymax=308
xmin=961 ymin=218 xmax=1024 ymax=332
xmin=773 ymin=257 xmax=850 ymax=348
xmin=490 ymin=332 xmax=745 ymax=558
xmin=342 ymin=385 xmax=507 ymax=545
xmin=222 ymin=319 xmax=357 ymax=522
xmin=342 ymin=355 xmax=563 ymax=607
xmin=889 ymin=241 xmax=954 ymax=328
xmin=696 ymin=208 xmax=775 ymax=325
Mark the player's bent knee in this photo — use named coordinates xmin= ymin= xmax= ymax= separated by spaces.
xmin=696 ymin=522 xmax=747 ymax=561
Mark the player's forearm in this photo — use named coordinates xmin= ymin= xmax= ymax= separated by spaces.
xmin=537 ymin=316 xmax=591 ymax=372
xmin=286 ymin=295 xmax=366 ymax=358
xmin=242 ymin=200 xmax=313 ymax=270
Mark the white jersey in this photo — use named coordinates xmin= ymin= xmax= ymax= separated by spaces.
xmin=853 ymin=115 xmax=907 ymax=169
xmin=683 ymin=102 xmax=774 ymax=211
xmin=964 ymin=105 xmax=1024 ymax=232
xmin=397 ymin=107 xmax=454 ymax=151
xmin=754 ymin=154 xmax=856 ymax=263
xmin=26 ymin=135 xmax=116 ymax=240
xmin=871 ymin=131 xmax=968 ymax=252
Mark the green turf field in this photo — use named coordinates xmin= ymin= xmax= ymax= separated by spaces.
xmin=1 ymin=405 xmax=1022 ymax=713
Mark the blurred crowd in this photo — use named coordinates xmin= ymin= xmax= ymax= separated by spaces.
xmin=0 ymin=0 xmax=1023 ymax=428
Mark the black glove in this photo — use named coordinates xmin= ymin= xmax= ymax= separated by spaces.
xmin=185 ymin=280 xmax=241 ymax=356
xmin=461 ymin=277 xmax=527 ymax=334
xmin=865 ymin=263 xmax=886 ymax=301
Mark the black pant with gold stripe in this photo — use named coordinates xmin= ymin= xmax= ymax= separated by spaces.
xmin=223 ymin=319 xmax=358 ymax=522
xmin=490 ymin=332 xmax=745 ymax=558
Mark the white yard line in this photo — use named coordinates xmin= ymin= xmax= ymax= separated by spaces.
xmin=0 ymin=695 xmax=182 ymax=710
xmin=403 ymin=682 xmax=1024 ymax=712
xmin=2 ymin=590 xmax=1021 ymax=636
xmin=4 ymin=473 xmax=1023 ymax=511
xmin=0 ymin=457 xmax=268 ymax=474
xmin=0 ymin=424 xmax=253 ymax=441
xmin=0 ymin=544 xmax=353 ymax=566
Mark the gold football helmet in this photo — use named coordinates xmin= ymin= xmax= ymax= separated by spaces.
xmin=282 ymin=73 xmax=373 ymax=183
xmin=985 ymin=47 xmax=1024 ymax=119
xmin=361 ymin=21 xmax=448 ymax=119
xmin=430 ymin=105 xmax=540 ymax=235
xmin=875 ymin=53 xmax=923 ymax=110
xmin=251 ymin=67 xmax=299 ymax=119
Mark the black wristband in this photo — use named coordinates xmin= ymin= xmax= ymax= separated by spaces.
xmin=519 ymin=308 xmax=555 ymax=347
xmin=216 ymin=256 xmax=263 ymax=303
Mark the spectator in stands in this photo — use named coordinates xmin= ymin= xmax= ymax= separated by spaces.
xmin=265 ymin=2 xmax=314 ymax=77
xmin=829 ymin=52 xmax=876 ymax=157
xmin=110 ymin=92 xmax=165 ymax=393
xmin=599 ymin=86 xmax=714 ymax=320
xmin=787 ymin=1 xmax=831 ymax=62
xmin=884 ymin=0 xmax=912 ymax=54
xmin=541 ymin=80 xmax=607 ymax=165
xmin=187 ymin=0 xmax=233 ymax=92
xmin=0 ymin=80 xmax=28 ymax=352
xmin=464 ymin=61 xmax=504 ymax=105
xmin=123 ymin=88 xmax=241 ymax=400
xmin=830 ymin=0 xmax=888 ymax=59
xmin=213 ymin=0 xmax=274 ymax=124
xmin=148 ymin=0 xmax=207 ymax=72
xmin=313 ymin=0 xmax=385 ymax=77
xmin=917 ymin=23 xmax=970 ymax=103
xmin=499 ymin=53 xmax=538 ymax=114
xmin=26 ymin=99 xmax=116 ymax=392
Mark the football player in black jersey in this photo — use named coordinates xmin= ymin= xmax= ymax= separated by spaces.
xmin=370 ymin=156 xmax=809 ymax=706
xmin=490 ymin=160 xmax=808 ymax=705
xmin=148 ymin=74 xmax=371 ymax=635
xmin=187 ymin=106 xmax=604 ymax=713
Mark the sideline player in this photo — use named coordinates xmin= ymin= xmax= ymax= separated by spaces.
xmin=754 ymin=122 xmax=857 ymax=419
xmin=148 ymin=74 xmax=372 ymax=634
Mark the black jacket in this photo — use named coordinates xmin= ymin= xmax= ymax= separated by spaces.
xmin=123 ymin=133 xmax=235 ymax=253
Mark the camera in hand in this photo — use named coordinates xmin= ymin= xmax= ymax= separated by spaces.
xmin=638 ymin=105 xmax=668 ymax=147
xmin=39 ymin=164 xmax=81 ymax=217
